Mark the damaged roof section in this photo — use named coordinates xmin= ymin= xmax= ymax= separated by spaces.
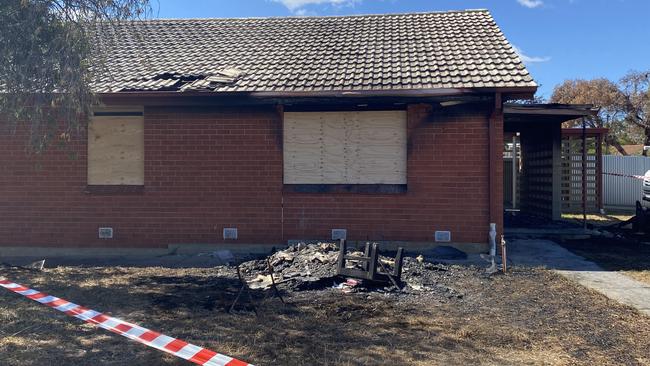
xmin=91 ymin=10 xmax=536 ymax=94
xmin=99 ymin=67 xmax=244 ymax=92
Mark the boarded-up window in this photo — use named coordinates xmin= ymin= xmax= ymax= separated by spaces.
xmin=284 ymin=111 xmax=407 ymax=184
xmin=87 ymin=108 xmax=144 ymax=185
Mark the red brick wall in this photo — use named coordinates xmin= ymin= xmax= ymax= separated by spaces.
xmin=489 ymin=107 xmax=505 ymax=240
xmin=283 ymin=104 xmax=491 ymax=244
xmin=0 ymin=103 xmax=495 ymax=248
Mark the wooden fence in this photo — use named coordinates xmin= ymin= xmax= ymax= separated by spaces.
xmin=560 ymin=133 xmax=601 ymax=213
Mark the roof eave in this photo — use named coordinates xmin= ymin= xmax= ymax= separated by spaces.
xmin=97 ymin=86 xmax=537 ymax=101
xmin=248 ymin=86 xmax=537 ymax=99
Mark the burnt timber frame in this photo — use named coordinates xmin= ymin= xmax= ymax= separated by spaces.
xmin=336 ymin=239 xmax=404 ymax=284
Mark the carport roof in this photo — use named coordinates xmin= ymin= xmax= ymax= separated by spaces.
xmin=504 ymin=103 xmax=599 ymax=129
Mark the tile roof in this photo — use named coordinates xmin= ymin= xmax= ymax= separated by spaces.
xmin=92 ymin=9 xmax=537 ymax=94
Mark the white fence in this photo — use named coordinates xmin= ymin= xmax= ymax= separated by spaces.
xmin=603 ymin=155 xmax=650 ymax=209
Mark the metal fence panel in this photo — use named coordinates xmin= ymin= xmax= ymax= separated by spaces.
xmin=603 ymin=155 xmax=650 ymax=208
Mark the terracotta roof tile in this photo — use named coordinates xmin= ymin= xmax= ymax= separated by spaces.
xmin=92 ymin=9 xmax=536 ymax=94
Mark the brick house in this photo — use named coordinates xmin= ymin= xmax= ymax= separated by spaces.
xmin=0 ymin=10 xmax=538 ymax=254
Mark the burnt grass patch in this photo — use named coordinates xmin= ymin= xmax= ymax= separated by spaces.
xmin=2 ymin=259 xmax=650 ymax=365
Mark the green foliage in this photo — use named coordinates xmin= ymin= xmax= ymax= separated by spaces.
xmin=550 ymin=72 xmax=650 ymax=155
xmin=608 ymin=120 xmax=643 ymax=145
xmin=0 ymin=0 xmax=150 ymax=152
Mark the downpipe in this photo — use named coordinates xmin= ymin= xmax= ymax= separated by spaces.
xmin=486 ymin=223 xmax=497 ymax=273
xmin=483 ymin=223 xmax=509 ymax=274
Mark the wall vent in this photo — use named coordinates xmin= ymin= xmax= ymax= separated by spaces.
xmin=98 ymin=227 xmax=114 ymax=239
xmin=223 ymin=228 xmax=238 ymax=240
xmin=434 ymin=231 xmax=451 ymax=242
xmin=331 ymin=229 xmax=347 ymax=241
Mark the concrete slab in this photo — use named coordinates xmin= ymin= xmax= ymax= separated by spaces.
xmin=506 ymin=239 xmax=601 ymax=271
xmin=0 ymin=244 xmax=278 ymax=267
xmin=288 ymin=240 xmax=488 ymax=254
xmin=0 ymin=244 xmax=277 ymax=257
xmin=1 ymin=254 xmax=232 ymax=268
xmin=504 ymin=227 xmax=603 ymax=240
xmin=507 ymin=239 xmax=650 ymax=317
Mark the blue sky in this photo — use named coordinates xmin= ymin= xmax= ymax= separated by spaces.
xmin=154 ymin=0 xmax=650 ymax=99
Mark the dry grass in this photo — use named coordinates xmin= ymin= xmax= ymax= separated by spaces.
xmin=1 ymin=265 xmax=650 ymax=365
xmin=561 ymin=213 xmax=634 ymax=226
xmin=624 ymin=270 xmax=650 ymax=285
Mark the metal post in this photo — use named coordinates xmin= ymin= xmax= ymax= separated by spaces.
xmin=596 ymin=132 xmax=604 ymax=212
xmin=582 ymin=118 xmax=587 ymax=229
xmin=512 ymin=134 xmax=517 ymax=209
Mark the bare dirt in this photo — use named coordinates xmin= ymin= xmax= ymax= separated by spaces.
xmin=2 ymin=260 xmax=650 ymax=365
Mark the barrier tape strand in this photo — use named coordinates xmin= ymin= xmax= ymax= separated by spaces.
xmin=603 ymin=172 xmax=646 ymax=180
xmin=0 ymin=279 xmax=254 ymax=366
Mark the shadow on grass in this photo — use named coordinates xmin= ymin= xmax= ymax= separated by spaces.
xmin=5 ymin=264 xmax=650 ymax=366
xmin=559 ymin=236 xmax=650 ymax=272
xmin=0 ymin=267 xmax=517 ymax=366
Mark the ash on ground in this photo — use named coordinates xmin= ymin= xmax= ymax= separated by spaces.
xmin=238 ymin=242 xmax=471 ymax=300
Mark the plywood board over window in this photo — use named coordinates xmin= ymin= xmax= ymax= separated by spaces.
xmin=87 ymin=108 xmax=144 ymax=185
xmin=284 ymin=110 xmax=407 ymax=184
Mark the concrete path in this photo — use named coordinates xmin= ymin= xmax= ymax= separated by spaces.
xmin=507 ymin=239 xmax=650 ymax=317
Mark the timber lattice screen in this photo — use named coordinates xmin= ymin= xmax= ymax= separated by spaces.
xmin=560 ymin=135 xmax=599 ymax=213
xmin=503 ymin=139 xmax=521 ymax=209
xmin=520 ymin=132 xmax=554 ymax=218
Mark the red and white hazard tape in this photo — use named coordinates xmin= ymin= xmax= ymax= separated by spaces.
xmin=0 ymin=279 xmax=253 ymax=366
xmin=603 ymin=172 xmax=646 ymax=180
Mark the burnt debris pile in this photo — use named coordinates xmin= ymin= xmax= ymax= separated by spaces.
xmin=237 ymin=242 xmax=465 ymax=299
xmin=239 ymin=242 xmax=340 ymax=291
